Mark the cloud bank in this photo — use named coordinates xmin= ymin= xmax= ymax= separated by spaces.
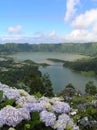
xmin=1 ymin=0 xmax=97 ymax=43
xmin=63 ymin=0 xmax=97 ymax=43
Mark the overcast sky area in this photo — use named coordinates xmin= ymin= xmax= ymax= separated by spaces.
xmin=0 ymin=0 xmax=97 ymax=43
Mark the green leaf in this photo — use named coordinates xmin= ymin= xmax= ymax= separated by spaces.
xmin=30 ymin=112 xmax=41 ymax=128
xmin=0 ymin=90 xmax=3 ymax=102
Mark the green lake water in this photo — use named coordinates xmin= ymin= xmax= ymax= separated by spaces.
xmin=9 ymin=52 xmax=97 ymax=93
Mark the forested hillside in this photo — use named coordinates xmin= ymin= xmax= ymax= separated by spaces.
xmin=0 ymin=42 xmax=97 ymax=56
xmin=0 ymin=56 xmax=53 ymax=97
xmin=63 ymin=57 xmax=97 ymax=76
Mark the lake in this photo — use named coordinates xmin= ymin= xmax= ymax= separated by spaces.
xmin=9 ymin=52 xmax=97 ymax=93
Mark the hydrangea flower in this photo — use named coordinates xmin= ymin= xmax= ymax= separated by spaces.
xmin=18 ymin=107 xmax=30 ymax=120
xmin=0 ymin=111 xmax=5 ymax=128
xmin=0 ymin=106 xmax=30 ymax=127
xmin=0 ymin=82 xmax=10 ymax=90
xmin=0 ymin=82 xmax=78 ymax=130
xmin=50 ymin=97 xmax=64 ymax=104
xmin=3 ymin=88 xmax=20 ymax=100
xmin=79 ymin=117 xmax=89 ymax=127
xmin=53 ymin=113 xmax=74 ymax=130
xmin=0 ymin=106 xmax=23 ymax=127
xmin=73 ymin=126 xmax=79 ymax=130
xmin=24 ymin=102 xmax=45 ymax=112
xmin=16 ymin=95 xmax=37 ymax=105
xmin=42 ymin=102 xmax=52 ymax=110
xmin=39 ymin=96 xmax=50 ymax=103
xmin=40 ymin=110 xmax=56 ymax=127
xmin=52 ymin=101 xmax=70 ymax=113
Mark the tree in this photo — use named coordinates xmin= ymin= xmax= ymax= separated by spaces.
xmin=42 ymin=73 xmax=54 ymax=97
xmin=85 ymin=81 xmax=97 ymax=95
xmin=65 ymin=83 xmax=75 ymax=89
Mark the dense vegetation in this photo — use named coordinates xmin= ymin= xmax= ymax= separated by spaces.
xmin=0 ymin=56 xmax=53 ymax=97
xmin=1 ymin=42 xmax=97 ymax=56
xmin=58 ymin=82 xmax=97 ymax=130
xmin=63 ymin=57 xmax=97 ymax=76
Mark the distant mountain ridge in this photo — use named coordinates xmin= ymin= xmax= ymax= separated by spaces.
xmin=0 ymin=42 xmax=97 ymax=56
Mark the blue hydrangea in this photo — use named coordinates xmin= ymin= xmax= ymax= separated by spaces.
xmin=16 ymin=95 xmax=37 ymax=105
xmin=0 ymin=106 xmax=30 ymax=127
xmin=0 ymin=82 xmax=78 ymax=130
xmin=52 ymin=101 xmax=70 ymax=113
xmin=0 ymin=111 xmax=5 ymax=128
xmin=3 ymin=89 xmax=20 ymax=100
xmin=0 ymin=82 xmax=9 ymax=90
xmin=53 ymin=113 xmax=74 ymax=130
xmin=24 ymin=102 xmax=45 ymax=112
xmin=40 ymin=110 xmax=56 ymax=127
xmin=39 ymin=96 xmax=50 ymax=103
xmin=73 ymin=126 xmax=79 ymax=130
xmin=18 ymin=107 xmax=30 ymax=120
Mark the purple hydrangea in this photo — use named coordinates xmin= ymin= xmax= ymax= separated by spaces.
xmin=18 ymin=107 xmax=30 ymax=120
xmin=0 ymin=111 xmax=5 ymax=128
xmin=53 ymin=113 xmax=74 ymax=130
xmin=0 ymin=82 xmax=10 ymax=90
xmin=52 ymin=101 xmax=70 ymax=113
xmin=0 ymin=106 xmax=23 ymax=127
xmin=3 ymin=89 xmax=20 ymax=100
xmin=0 ymin=106 xmax=30 ymax=127
xmin=24 ymin=102 xmax=45 ymax=112
xmin=38 ymin=96 xmax=49 ymax=103
xmin=16 ymin=95 xmax=37 ymax=105
xmin=40 ymin=110 xmax=56 ymax=127
xmin=0 ymin=82 xmax=77 ymax=130
xmin=73 ymin=126 xmax=79 ymax=130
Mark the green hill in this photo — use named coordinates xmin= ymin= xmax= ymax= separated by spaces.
xmin=1 ymin=42 xmax=97 ymax=56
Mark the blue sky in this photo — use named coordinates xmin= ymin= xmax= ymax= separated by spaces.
xmin=0 ymin=0 xmax=97 ymax=43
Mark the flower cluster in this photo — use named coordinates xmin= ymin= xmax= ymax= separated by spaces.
xmin=0 ymin=106 xmax=30 ymax=127
xmin=0 ymin=82 xmax=79 ymax=130
xmin=53 ymin=113 xmax=74 ymax=130
xmin=40 ymin=110 xmax=56 ymax=126
xmin=52 ymin=101 xmax=70 ymax=113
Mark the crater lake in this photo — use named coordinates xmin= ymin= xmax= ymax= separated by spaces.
xmin=9 ymin=52 xmax=97 ymax=93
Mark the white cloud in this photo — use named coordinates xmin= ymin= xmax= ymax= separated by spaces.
xmin=72 ymin=9 xmax=97 ymax=29
xmin=92 ymin=23 xmax=97 ymax=33
xmin=0 ymin=30 xmax=59 ymax=43
xmin=1 ymin=35 xmax=24 ymax=42
xmin=60 ymin=29 xmax=97 ymax=42
xmin=7 ymin=25 xmax=22 ymax=34
xmin=1 ymin=28 xmax=97 ymax=43
xmin=64 ymin=0 xmax=80 ymax=22
xmin=63 ymin=8 xmax=97 ymax=42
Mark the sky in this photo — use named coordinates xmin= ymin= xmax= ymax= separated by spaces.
xmin=0 ymin=0 xmax=97 ymax=43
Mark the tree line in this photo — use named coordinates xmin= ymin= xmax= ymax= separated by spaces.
xmin=63 ymin=57 xmax=97 ymax=75
xmin=1 ymin=42 xmax=97 ymax=56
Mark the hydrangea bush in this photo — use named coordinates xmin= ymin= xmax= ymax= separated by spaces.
xmin=0 ymin=82 xmax=79 ymax=130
